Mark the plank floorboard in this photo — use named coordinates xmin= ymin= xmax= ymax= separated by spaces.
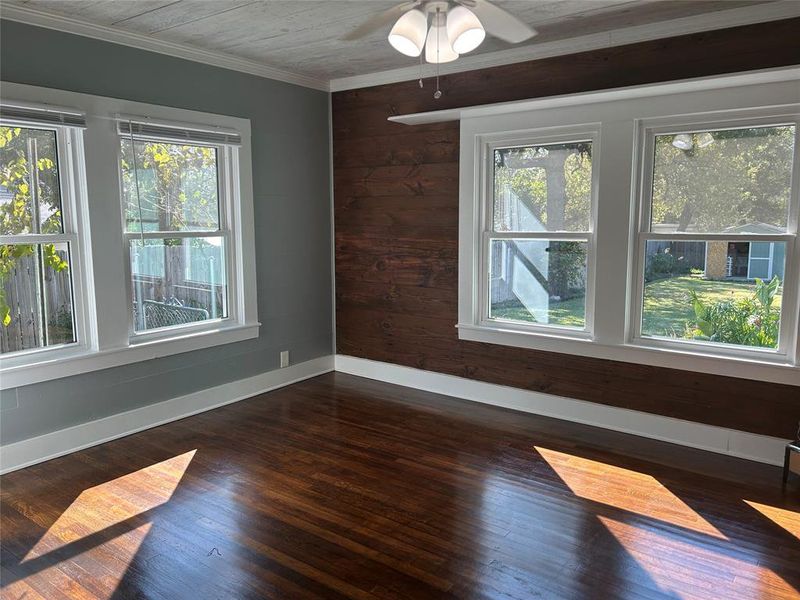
xmin=1 ymin=373 xmax=798 ymax=599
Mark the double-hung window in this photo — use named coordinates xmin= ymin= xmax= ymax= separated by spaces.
xmin=0 ymin=83 xmax=258 ymax=389
xmin=633 ymin=117 xmax=799 ymax=360
xmin=118 ymin=120 xmax=241 ymax=338
xmin=454 ymin=69 xmax=799 ymax=384
xmin=483 ymin=130 xmax=596 ymax=335
xmin=0 ymin=105 xmax=90 ymax=361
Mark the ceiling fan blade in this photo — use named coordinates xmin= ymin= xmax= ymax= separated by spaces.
xmin=341 ymin=1 xmax=420 ymax=41
xmin=469 ymin=0 xmax=537 ymax=44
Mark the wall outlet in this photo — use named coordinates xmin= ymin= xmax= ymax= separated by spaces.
xmin=280 ymin=350 xmax=290 ymax=368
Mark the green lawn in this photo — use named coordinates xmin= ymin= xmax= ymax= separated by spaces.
xmin=491 ymin=275 xmax=781 ymax=337
xmin=641 ymin=275 xmax=781 ymax=338
xmin=491 ymin=296 xmax=585 ymax=328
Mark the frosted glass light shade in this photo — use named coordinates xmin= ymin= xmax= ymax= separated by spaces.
xmin=388 ymin=9 xmax=428 ymax=57
xmin=672 ymin=134 xmax=693 ymax=150
xmin=446 ymin=5 xmax=485 ymax=54
xmin=425 ymin=24 xmax=459 ymax=63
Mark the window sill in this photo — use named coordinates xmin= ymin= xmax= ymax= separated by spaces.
xmin=457 ymin=323 xmax=799 ymax=386
xmin=0 ymin=322 xmax=260 ymax=390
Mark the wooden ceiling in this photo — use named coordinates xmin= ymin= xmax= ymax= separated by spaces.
xmin=6 ymin=1 xmax=776 ymax=80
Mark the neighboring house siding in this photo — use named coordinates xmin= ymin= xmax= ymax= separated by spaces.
xmin=706 ymin=241 xmax=728 ymax=279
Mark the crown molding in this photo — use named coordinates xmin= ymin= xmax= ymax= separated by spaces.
xmin=329 ymin=1 xmax=800 ymax=92
xmin=0 ymin=4 xmax=330 ymax=92
xmin=2 ymin=1 xmax=798 ymax=95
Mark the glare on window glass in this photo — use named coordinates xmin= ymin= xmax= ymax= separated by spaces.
xmin=493 ymin=141 xmax=592 ymax=233
xmin=0 ymin=243 xmax=75 ymax=354
xmin=489 ymin=240 xmax=587 ymax=329
xmin=120 ymin=139 xmax=220 ymax=233
xmin=650 ymin=126 xmax=795 ymax=234
xmin=641 ymin=240 xmax=784 ymax=349
xmin=130 ymin=237 xmax=227 ymax=333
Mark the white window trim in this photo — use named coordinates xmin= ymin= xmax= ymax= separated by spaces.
xmin=118 ymin=137 xmax=236 ymax=344
xmin=458 ymin=71 xmax=800 ymax=386
xmin=0 ymin=83 xmax=259 ymax=389
xmin=0 ymin=121 xmax=96 ymax=369
xmin=630 ymin=111 xmax=800 ymax=364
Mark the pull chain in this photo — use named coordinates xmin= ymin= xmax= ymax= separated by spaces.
xmin=434 ymin=7 xmax=442 ymax=99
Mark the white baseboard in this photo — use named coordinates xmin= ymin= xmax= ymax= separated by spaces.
xmin=335 ymin=354 xmax=789 ymax=466
xmin=1 ymin=353 xmax=787 ymax=474
xmin=0 ymin=355 xmax=334 ymax=474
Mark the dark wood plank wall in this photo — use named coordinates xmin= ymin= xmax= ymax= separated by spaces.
xmin=332 ymin=19 xmax=800 ymax=439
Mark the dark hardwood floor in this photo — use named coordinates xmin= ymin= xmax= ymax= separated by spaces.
xmin=1 ymin=373 xmax=799 ymax=599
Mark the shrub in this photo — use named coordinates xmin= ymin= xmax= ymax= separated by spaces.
xmin=548 ymin=241 xmax=586 ymax=300
xmin=686 ymin=276 xmax=780 ymax=348
xmin=645 ymin=249 xmax=692 ymax=282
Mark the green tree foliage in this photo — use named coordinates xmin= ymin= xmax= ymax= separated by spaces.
xmin=494 ymin=142 xmax=592 ymax=232
xmin=644 ymin=248 xmax=692 ymax=282
xmin=0 ymin=126 xmax=69 ymax=328
xmin=120 ymin=140 xmax=218 ymax=232
xmin=651 ymin=127 xmax=794 ymax=231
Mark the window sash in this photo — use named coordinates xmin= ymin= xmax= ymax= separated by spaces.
xmin=123 ymin=231 xmax=233 ymax=335
xmin=637 ymin=115 xmax=798 ymax=236
xmin=118 ymin=136 xmax=225 ymax=236
xmin=480 ymin=129 xmax=599 ymax=336
xmin=0 ymin=123 xmax=91 ymax=361
xmin=631 ymin=233 xmax=796 ymax=358
xmin=0 ymin=120 xmax=67 ymax=237
xmin=0 ymin=233 xmax=76 ymax=245
xmin=118 ymin=139 xmax=238 ymax=341
xmin=631 ymin=114 xmax=800 ymax=361
xmin=483 ymin=236 xmax=590 ymax=333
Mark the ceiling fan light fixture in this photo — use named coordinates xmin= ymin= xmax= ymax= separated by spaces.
xmin=425 ymin=22 xmax=459 ymax=63
xmin=446 ymin=5 xmax=485 ymax=54
xmin=388 ymin=8 xmax=428 ymax=57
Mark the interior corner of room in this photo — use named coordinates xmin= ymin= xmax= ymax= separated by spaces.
xmin=1 ymin=2 xmax=799 ymax=598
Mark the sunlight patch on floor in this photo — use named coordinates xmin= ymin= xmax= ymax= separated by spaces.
xmin=535 ymin=446 xmax=725 ymax=538
xmin=23 ymin=450 xmax=195 ymax=562
xmin=745 ymin=500 xmax=800 ymax=540
xmin=598 ymin=516 xmax=797 ymax=599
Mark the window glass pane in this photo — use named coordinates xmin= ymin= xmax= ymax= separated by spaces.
xmin=641 ymin=240 xmax=784 ymax=349
xmin=121 ymin=139 xmax=220 ymax=233
xmin=1 ymin=242 xmax=75 ymax=354
xmin=0 ymin=125 xmax=63 ymax=235
xmin=489 ymin=239 xmax=587 ymax=328
xmin=650 ymin=125 xmax=795 ymax=233
xmin=494 ymin=141 xmax=592 ymax=232
xmin=130 ymin=237 xmax=227 ymax=332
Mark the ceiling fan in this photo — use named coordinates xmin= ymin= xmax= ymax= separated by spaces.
xmin=343 ymin=0 xmax=537 ymax=67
